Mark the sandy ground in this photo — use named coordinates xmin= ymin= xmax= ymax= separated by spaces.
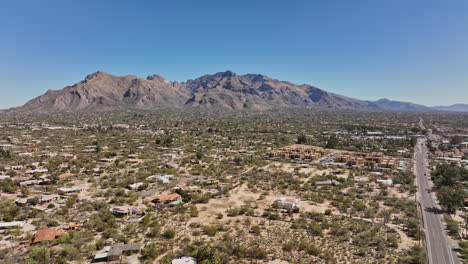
xmin=190 ymin=174 xmax=416 ymax=251
xmin=263 ymin=162 xmax=349 ymax=180
xmin=387 ymin=223 xmax=417 ymax=251
xmin=192 ymin=183 xmax=265 ymax=224
xmin=192 ymin=183 xmax=334 ymax=225
xmin=268 ymin=260 xmax=290 ymax=264
xmin=388 ymin=186 xmax=414 ymax=200
xmin=300 ymin=200 xmax=334 ymax=214
xmin=125 ymin=254 xmax=141 ymax=264
xmin=23 ymin=222 xmax=35 ymax=232
xmin=264 ymin=162 xmax=325 ymax=175
xmin=349 ymin=216 xmax=416 ymax=251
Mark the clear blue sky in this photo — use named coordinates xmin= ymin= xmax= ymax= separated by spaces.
xmin=1 ymin=0 xmax=467 ymax=108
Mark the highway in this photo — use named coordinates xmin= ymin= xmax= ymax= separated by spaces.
xmin=414 ymin=138 xmax=460 ymax=264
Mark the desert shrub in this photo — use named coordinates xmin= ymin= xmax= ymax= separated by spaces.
xmin=162 ymin=229 xmax=176 ymax=239
xmin=189 ymin=205 xmax=199 ymax=217
xmin=282 ymin=241 xmax=294 ymax=252
xmin=399 ymin=245 xmax=426 ymax=264
xmin=141 ymin=243 xmax=159 ymax=260
xmin=202 ymin=225 xmax=218 ymax=237
xmin=250 ymin=225 xmax=261 ymax=235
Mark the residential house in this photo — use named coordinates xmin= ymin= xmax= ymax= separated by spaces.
xmin=25 ymin=168 xmax=48 ymax=175
xmin=0 ymin=221 xmax=24 ymax=229
xmin=39 ymin=194 xmax=60 ymax=203
xmin=57 ymin=186 xmax=82 ymax=193
xmin=128 ymin=182 xmax=144 ymax=190
xmin=93 ymin=243 xmax=142 ymax=262
xmin=99 ymin=158 xmax=116 ymax=163
xmin=172 ymin=257 xmax=198 ymax=264
xmin=147 ymin=193 xmax=182 ymax=207
xmin=377 ymin=179 xmax=393 ymax=185
xmin=174 ymin=185 xmax=200 ymax=192
xmin=19 ymin=180 xmax=44 ymax=186
xmin=147 ymin=174 xmax=174 ymax=184
xmin=33 ymin=228 xmax=66 ymax=243
xmin=315 ymin=180 xmax=341 ymax=186
xmin=354 ymin=177 xmax=368 ymax=182
xmin=276 ymin=197 xmax=300 ymax=210
xmin=110 ymin=206 xmax=141 ymax=216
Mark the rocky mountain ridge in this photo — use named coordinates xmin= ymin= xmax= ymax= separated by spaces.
xmin=6 ymin=71 xmax=439 ymax=112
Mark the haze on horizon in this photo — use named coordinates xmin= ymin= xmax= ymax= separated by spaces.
xmin=1 ymin=0 xmax=467 ymax=109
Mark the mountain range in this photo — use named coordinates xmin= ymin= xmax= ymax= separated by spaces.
xmin=4 ymin=71 xmax=465 ymax=113
xmin=430 ymin=104 xmax=468 ymax=112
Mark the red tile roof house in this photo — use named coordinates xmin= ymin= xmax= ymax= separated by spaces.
xmin=33 ymin=228 xmax=67 ymax=244
xmin=146 ymin=193 xmax=183 ymax=208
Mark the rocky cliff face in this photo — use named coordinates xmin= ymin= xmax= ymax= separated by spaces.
xmin=18 ymin=71 xmax=190 ymax=112
xmin=11 ymin=70 xmax=430 ymax=112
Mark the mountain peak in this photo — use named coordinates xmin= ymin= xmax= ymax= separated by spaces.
xmin=376 ymin=98 xmax=391 ymax=103
xmin=147 ymin=74 xmax=169 ymax=83
xmin=84 ymin=71 xmax=112 ymax=81
xmin=243 ymin=73 xmax=272 ymax=82
xmin=216 ymin=70 xmax=236 ymax=78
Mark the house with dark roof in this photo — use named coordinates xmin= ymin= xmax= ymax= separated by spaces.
xmin=93 ymin=243 xmax=143 ymax=262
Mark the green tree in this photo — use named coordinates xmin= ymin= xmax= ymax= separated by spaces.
xmin=437 ymin=185 xmax=465 ymax=214
xmin=451 ymin=136 xmax=463 ymax=145
xmin=325 ymin=135 xmax=339 ymax=149
xmin=297 ymin=134 xmax=307 ymax=144
xmin=141 ymin=243 xmax=159 ymax=260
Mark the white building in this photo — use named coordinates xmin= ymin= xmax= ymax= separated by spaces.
xmin=276 ymin=197 xmax=300 ymax=210
xmin=376 ymin=179 xmax=393 ymax=185
xmin=25 ymin=168 xmax=48 ymax=174
xmin=129 ymin=182 xmax=144 ymax=190
xmin=20 ymin=180 xmax=43 ymax=186
xmin=147 ymin=174 xmax=174 ymax=184
xmin=172 ymin=257 xmax=197 ymax=264
xmin=57 ymin=186 xmax=82 ymax=193
xmin=315 ymin=180 xmax=340 ymax=186
xmin=0 ymin=221 xmax=24 ymax=229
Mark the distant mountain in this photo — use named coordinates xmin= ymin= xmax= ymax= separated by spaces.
xmin=431 ymin=104 xmax=468 ymax=112
xmin=369 ymin=98 xmax=430 ymax=111
xmin=5 ymin=70 xmax=438 ymax=113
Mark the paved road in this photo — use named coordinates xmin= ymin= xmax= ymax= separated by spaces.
xmin=414 ymin=138 xmax=459 ymax=264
